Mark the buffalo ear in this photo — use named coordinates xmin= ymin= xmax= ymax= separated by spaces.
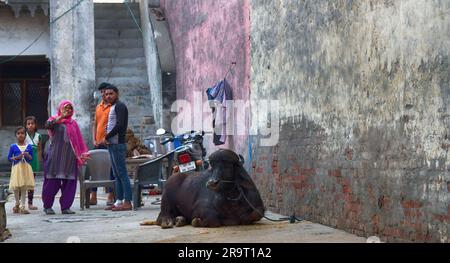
xmin=238 ymin=154 xmax=245 ymax=166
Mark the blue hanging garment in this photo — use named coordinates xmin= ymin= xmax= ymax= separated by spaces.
xmin=206 ymin=79 xmax=233 ymax=145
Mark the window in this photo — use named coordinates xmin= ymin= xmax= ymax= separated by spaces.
xmin=0 ymin=57 xmax=50 ymax=128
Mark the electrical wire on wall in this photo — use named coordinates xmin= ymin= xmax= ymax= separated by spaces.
xmin=0 ymin=0 xmax=87 ymax=65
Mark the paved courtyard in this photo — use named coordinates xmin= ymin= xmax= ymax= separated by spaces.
xmin=2 ymin=176 xmax=366 ymax=243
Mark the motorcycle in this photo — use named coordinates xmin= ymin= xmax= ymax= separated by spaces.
xmin=156 ymin=129 xmax=209 ymax=174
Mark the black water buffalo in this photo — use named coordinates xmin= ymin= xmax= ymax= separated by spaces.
xmin=156 ymin=149 xmax=265 ymax=228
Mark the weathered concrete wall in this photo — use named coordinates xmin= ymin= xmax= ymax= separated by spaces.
xmin=139 ymin=0 xmax=163 ymax=128
xmin=0 ymin=129 xmax=16 ymax=169
xmin=148 ymin=3 xmax=177 ymax=130
xmin=162 ymin=0 xmax=251 ymax=156
xmin=251 ymin=0 xmax=449 ymax=242
xmin=161 ymin=72 xmax=176 ymax=131
xmin=0 ymin=5 xmax=50 ymax=57
xmin=50 ymin=0 xmax=95 ymax=142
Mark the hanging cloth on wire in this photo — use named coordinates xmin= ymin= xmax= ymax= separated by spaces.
xmin=206 ymin=79 xmax=233 ymax=145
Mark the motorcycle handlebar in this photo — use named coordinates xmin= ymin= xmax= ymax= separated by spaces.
xmin=161 ymin=138 xmax=173 ymax=145
xmin=190 ymin=130 xmax=205 ymax=137
xmin=158 ymin=130 xmax=205 ymax=145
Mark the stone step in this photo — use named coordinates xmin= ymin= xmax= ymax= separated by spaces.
xmin=95 ymin=57 xmax=147 ymax=67
xmin=96 ymin=77 xmax=149 ymax=88
xmin=94 ymin=3 xmax=140 ymax=11
xmin=96 ymin=66 xmax=147 ymax=78
xmin=94 ymin=84 xmax=150 ymax=96
xmin=95 ymin=11 xmax=140 ymax=20
xmin=94 ymin=4 xmax=139 ymax=20
xmin=95 ymin=29 xmax=142 ymax=39
xmin=94 ymin=14 xmax=140 ymax=21
xmin=95 ymin=19 xmax=141 ymax=30
xmin=128 ymin=115 xmax=154 ymax=122
xmin=127 ymin=105 xmax=151 ymax=116
xmin=115 ymin=87 xmax=150 ymax=98
xmin=94 ymin=3 xmax=149 ymax=115
xmin=96 ymin=48 xmax=145 ymax=58
xmin=95 ymin=38 xmax=143 ymax=49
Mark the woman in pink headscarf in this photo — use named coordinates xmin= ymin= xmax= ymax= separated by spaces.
xmin=42 ymin=100 xmax=89 ymax=215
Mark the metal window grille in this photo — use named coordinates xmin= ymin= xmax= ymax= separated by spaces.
xmin=0 ymin=80 xmax=49 ymax=127
xmin=26 ymin=80 xmax=49 ymax=128
xmin=1 ymin=81 xmax=22 ymax=126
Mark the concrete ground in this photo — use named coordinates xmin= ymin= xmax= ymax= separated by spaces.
xmin=2 ymin=176 xmax=366 ymax=243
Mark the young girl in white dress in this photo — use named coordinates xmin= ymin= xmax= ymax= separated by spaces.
xmin=7 ymin=126 xmax=35 ymax=214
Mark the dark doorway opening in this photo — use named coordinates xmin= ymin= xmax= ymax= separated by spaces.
xmin=0 ymin=56 xmax=50 ymax=128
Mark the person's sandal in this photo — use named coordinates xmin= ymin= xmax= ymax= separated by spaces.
xmin=20 ymin=208 xmax=30 ymax=214
xmin=112 ymin=204 xmax=132 ymax=211
xmin=105 ymin=204 xmax=118 ymax=210
xmin=44 ymin=208 xmax=56 ymax=215
xmin=28 ymin=204 xmax=38 ymax=210
xmin=12 ymin=205 xmax=20 ymax=214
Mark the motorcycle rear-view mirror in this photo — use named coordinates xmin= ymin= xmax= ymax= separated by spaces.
xmin=156 ymin=128 xmax=166 ymax=136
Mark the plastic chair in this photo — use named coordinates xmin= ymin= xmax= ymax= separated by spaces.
xmin=132 ymin=150 xmax=174 ymax=210
xmin=79 ymin=149 xmax=115 ymax=210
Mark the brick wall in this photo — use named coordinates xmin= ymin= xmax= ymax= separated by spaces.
xmin=250 ymin=0 xmax=449 ymax=242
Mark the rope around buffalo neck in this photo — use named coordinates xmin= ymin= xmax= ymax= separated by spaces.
xmin=237 ymin=184 xmax=304 ymax=223
xmin=217 ymin=166 xmax=304 ymax=223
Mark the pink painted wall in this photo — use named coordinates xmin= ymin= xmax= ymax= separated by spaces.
xmin=161 ymin=0 xmax=251 ymax=156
